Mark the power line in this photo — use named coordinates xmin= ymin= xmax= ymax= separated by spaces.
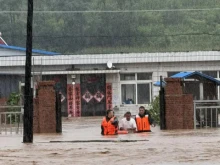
xmin=1 ymin=8 xmax=220 ymax=14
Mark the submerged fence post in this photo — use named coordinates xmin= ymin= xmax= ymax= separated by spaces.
xmin=56 ymin=92 xmax=62 ymax=133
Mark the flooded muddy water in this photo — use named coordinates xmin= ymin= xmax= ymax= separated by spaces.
xmin=0 ymin=117 xmax=220 ymax=165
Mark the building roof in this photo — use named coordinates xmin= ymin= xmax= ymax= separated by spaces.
xmin=171 ymin=71 xmax=220 ymax=84
xmin=0 ymin=51 xmax=219 ymax=66
xmin=170 ymin=71 xmax=195 ymax=78
xmin=0 ymin=44 xmax=60 ymax=56
xmin=154 ymin=71 xmax=220 ymax=86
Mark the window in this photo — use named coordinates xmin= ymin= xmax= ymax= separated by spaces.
xmin=121 ymin=84 xmax=136 ymax=104
xmin=120 ymin=73 xmax=135 ymax=80
xmin=137 ymin=84 xmax=150 ymax=104
xmin=137 ymin=73 xmax=152 ymax=80
xmin=120 ymin=73 xmax=152 ymax=104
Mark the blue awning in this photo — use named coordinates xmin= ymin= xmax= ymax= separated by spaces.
xmin=170 ymin=71 xmax=194 ymax=78
xmin=154 ymin=71 xmax=220 ymax=86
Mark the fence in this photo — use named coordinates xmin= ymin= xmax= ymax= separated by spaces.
xmin=194 ymin=100 xmax=220 ymax=129
xmin=0 ymin=106 xmax=23 ymax=135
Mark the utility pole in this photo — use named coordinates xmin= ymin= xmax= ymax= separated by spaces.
xmin=23 ymin=0 xmax=34 ymax=143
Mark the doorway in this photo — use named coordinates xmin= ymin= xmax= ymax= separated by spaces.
xmin=80 ymin=74 xmax=106 ymax=116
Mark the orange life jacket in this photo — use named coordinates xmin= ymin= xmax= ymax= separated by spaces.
xmin=136 ymin=115 xmax=151 ymax=132
xmin=101 ymin=117 xmax=117 ymax=135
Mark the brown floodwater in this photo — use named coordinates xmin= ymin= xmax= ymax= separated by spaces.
xmin=0 ymin=117 xmax=220 ymax=165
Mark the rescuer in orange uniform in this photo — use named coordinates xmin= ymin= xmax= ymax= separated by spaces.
xmin=135 ymin=106 xmax=155 ymax=132
xmin=101 ymin=110 xmax=118 ymax=135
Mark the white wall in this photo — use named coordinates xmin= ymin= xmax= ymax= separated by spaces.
xmin=106 ymin=73 xmax=120 ymax=108
xmin=67 ymin=74 xmax=80 ymax=84
xmin=152 ymin=71 xmax=167 ymax=98
xmin=1 ymin=59 xmax=220 ymax=108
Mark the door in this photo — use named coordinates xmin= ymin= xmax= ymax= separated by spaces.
xmin=80 ymin=74 xmax=106 ymax=116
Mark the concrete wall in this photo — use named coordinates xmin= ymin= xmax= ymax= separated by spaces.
xmin=1 ymin=60 xmax=220 ymax=74
xmin=106 ymin=73 xmax=120 ymax=108
xmin=0 ymin=75 xmax=22 ymax=98
xmin=67 ymin=74 xmax=80 ymax=84
xmin=1 ymin=59 xmax=220 ymax=118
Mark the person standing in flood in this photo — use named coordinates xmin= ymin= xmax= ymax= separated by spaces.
xmin=101 ymin=110 xmax=118 ymax=135
xmin=119 ymin=111 xmax=137 ymax=133
xmin=135 ymin=106 xmax=155 ymax=132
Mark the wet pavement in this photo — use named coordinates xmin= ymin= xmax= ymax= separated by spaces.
xmin=0 ymin=117 xmax=220 ymax=165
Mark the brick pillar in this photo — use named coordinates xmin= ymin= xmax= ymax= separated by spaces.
xmin=33 ymin=81 xmax=56 ymax=133
xmin=165 ymin=78 xmax=194 ymax=129
xmin=182 ymin=94 xmax=194 ymax=129
xmin=165 ymin=78 xmax=183 ymax=95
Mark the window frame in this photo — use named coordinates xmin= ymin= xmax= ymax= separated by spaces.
xmin=120 ymin=73 xmax=152 ymax=105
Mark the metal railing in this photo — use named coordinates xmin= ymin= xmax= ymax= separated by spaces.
xmin=194 ymin=100 xmax=220 ymax=129
xmin=0 ymin=106 xmax=23 ymax=135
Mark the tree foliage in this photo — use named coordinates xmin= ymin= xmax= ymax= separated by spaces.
xmin=0 ymin=0 xmax=220 ymax=54
xmin=6 ymin=92 xmax=21 ymax=123
xmin=148 ymin=96 xmax=160 ymax=124
xmin=7 ymin=92 xmax=20 ymax=106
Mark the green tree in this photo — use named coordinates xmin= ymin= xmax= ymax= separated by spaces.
xmin=149 ymin=96 xmax=160 ymax=124
xmin=7 ymin=92 xmax=20 ymax=106
xmin=6 ymin=92 xmax=21 ymax=124
xmin=0 ymin=0 xmax=220 ymax=54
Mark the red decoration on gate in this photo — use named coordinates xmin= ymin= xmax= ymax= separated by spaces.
xmin=67 ymin=84 xmax=75 ymax=117
xmin=75 ymin=84 xmax=81 ymax=117
xmin=82 ymin=90 xmax=93 ymax=103
xmin=106 ymin=83 xmax=112 ymax=110
xmin=94 ymin=91 xmax=104 ymax=102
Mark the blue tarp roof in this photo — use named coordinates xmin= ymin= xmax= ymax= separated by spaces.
xmin=154 ymin=71 xmax=220 ymax=86
xmin=170 ymin=71 xmax=194 ymax=78
xmin=0 ymin=44 xmax=60 ymax=56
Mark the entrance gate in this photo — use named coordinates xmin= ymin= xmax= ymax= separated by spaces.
xmin=80 ymin=74 xmax=106 ymax=116
xmin=194 ymin=100 xmax=220 ymax=129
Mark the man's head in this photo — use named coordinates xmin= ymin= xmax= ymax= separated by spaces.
xmin=139 ymin=106 xmax=145 ymax=116
xmin=106 ymin=109 xmax=114 ymax=118
xmin=125 ymin=111 xmax=131 ymax=121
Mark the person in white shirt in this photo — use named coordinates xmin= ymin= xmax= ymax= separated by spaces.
xmin=119 ymin=111 xmax=137 ymax=133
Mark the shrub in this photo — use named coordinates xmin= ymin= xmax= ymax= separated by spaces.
xmin=149 ymin=96 xmax=160 ymax=124
xmin=6 ymin=92 xmax=21 ymax=124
